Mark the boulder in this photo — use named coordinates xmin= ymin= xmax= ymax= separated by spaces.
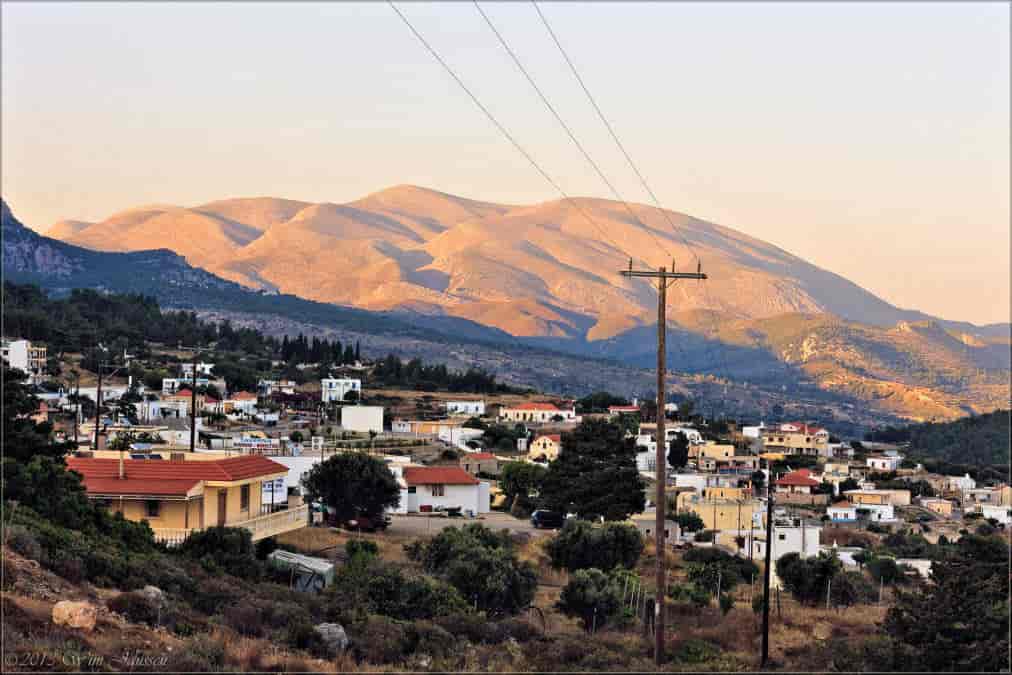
xmin=139 ymin=585 xmax=165 ymax=607
xmin=52 ymin=601 xmax=97 ymax=631
xmin=314 ymin=623 xmax=349 ymax=653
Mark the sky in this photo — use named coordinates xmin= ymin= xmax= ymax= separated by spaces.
xmin=2 ymin=1 xmax=1009 ymax=325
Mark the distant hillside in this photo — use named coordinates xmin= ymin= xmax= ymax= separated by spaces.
xmin=867 ymin=409 xmax=1011 ymax=468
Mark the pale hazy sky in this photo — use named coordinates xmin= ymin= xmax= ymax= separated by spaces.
xmin=2 ymin=2 xmax=1009 ymax=324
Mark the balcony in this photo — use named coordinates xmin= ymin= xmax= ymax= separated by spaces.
xmin=153 ymin=504 xmax=309 ymax=546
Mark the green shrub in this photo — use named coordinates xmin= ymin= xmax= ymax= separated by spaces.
xmin=546 ymin=520 xmax=644 ymax=572
xmin=179 ymin=527 xmax=262 ymax=580
xmin=675 ymin=638 xmax=721 ymax=664
xmin=346 ymin=539 xmax=379 ymax=559
xmin=693 ymin=529 xmax=716 ymax=543
xmin=405 ymin=620 xmax=456 ymax=658
xmin=556 ymin=568 xmax=624 ymax=631
xmin=5 ymin=524 xmax=41 ymax=560
xmin=191 ymin=577 xmax=245 ymax=615
xmin=254 ymin=536 xmax=278 ymax=560
xmin=107 ymin=591 xmax=159 ymax=625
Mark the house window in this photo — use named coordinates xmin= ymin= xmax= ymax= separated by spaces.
xmin=241 ymin=485 xmax=250 ymax=511
xmin=431 ymin=484 xmax=445 ymax=497
xmin=145 ymin=500 xmax=161 ymax=518
xmin=407 ymin=486 xmax=416 ymax=494
xmin=778 ymin=534 xmax=786 ymax=541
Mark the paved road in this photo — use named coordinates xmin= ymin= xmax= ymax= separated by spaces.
xmin=388 ymin=511 xmax=551 ymax=538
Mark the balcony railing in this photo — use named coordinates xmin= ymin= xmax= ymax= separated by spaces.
xmin=152 ymin=504 xmax=309 ymax=546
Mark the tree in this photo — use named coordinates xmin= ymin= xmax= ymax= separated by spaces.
xmin=289 ymin=430 xmax=304 ymax=443
xmin=776 ymin=551 xmax=842 ymax=605
xmin=667 ymin=431 xmax=690 ymax=471
xmin=2 ymin=366 xmax=72 ymax=463
xmin=546 ymin=520 xmax=644 ymax=572
xmin=301 ymin=452 xmax=400 ymax=522
xmin=556 ymin=568 xmax=624 ymax=631
xmin=407 ymin=524 xmax=537 ymax=616
xmin=885 ymin=534 xmax=1009 ymax=671
xmin=750 ymin=470 xmax=766 ymax=493
xmin=499 ymin=461 xmax=547 ymax=508
xmin=539 ymin=419 xmax=646 ymax=521
xmin=674 ymin=511 xmax=704 ymax=533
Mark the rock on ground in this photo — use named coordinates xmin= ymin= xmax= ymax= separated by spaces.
xmin=52 ymin=601 xmax=97 ymax=631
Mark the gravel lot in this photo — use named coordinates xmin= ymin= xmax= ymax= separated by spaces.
xmin=388 ymin=511 xmax=552 ymax=538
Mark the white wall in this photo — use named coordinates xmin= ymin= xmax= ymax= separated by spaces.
xmin=446 ymin=401 xmax=485 ymax=416
xmin=341 ymin=405 xmax=384 ymax=433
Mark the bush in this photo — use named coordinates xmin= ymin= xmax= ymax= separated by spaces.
xmin=546 ymin=520 xmax=644 ymax=572
xmin=350 ymin=615 xmax=411 ymax=664
xmin=776 ymin=552 xmax=842 ymax=605
xmin=179 ymin=527 xmax=262 ymax=580
xmin=405 ymin=620 xmax=456 ymax=658
xmin=107 ymin=591 xmax=159 ymax=625
xmin=693 ymin=529 xmax=716 ymax=543
xmin=556 ymin=568 xmax=624 ymax=631
xmin=719 ymin=593 xmax=734 ymax=615
xmin=192 ymin=577 xmax=245 ymax=615
xmin=346 ymin=539 xmax=379 ymax=559
xmin=221 ymin=601 xmax=265 ymax=637
xmin=254 ymin=537 xmax=278 ymax=560
xmin=682 ymin=548 xmax=759 ymax=592
xmin=5 ymin=524 xmax=42 ymax=560
xmin=830 ymin=571 xmax=876 ymax=607
xmin=674 ymin=512 xmax=705 ymax=533
xmin=674 ymin=638 xmax=721 ymax=664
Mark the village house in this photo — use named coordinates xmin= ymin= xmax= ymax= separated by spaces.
xmin=947 ymin=473 xmax=977 ymax=493
xmin=257 ymin=379 xmax=296 ymax=397
xmin=65 ymin=454 xmax=305 ymax=545
xmin=1 ymin=337 xmax=47 ymax=384
xmin=761 ymin=422 xmax=829 ymax=457
xmin=975 ymin=503 xmax=1012 ymax=525
xmin=747 ymin=517 xmax=822 ymax=568
xmin=826 ymin=500 xmax=858 ymax=522
xmin=224 ymin=391 xmax=258 ymax=416
xmin=529 ymin=433 xmax=562 ymax=461
xmin=320 ymin=377 xmax=361 ymax=403
xmin=919 ymin=497 xmax=954 ymax=517
xmin=459 ymin=452 xmax=498 ymax=476
xmin=391 ymin=418 xmax=463 ymax=436
xmin=866 ymin=454 xmax=903 ymax=472
xmin=775 ymin=468 xmax=821 ymax=495
xmin=629 ymin=511 xmax=680 ymax=543
xmin=677 ymin=492 xmax=762 ymax=531
xmin=608 ymin=404 xmax=640 ymax=418
xmin=445 ymin=400 xmax=485 ymax=416
xmin=499 ymin=402 xmax=577 ymax=424
xmin=388 ymin=465 xmax=491 ymax=515
xmin=702 ymin=485 xmax=751 ymax=501
xmin=162 ymin=388 xmax=205 ymax=415
xmin=844 ymin=488 xmax=910 ymax=506
xmin=180 ymin=362 xmax=215 ymax=377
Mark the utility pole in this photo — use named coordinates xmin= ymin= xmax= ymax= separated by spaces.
xmin=761 ymin=472 xmax=776 ymax=668
xmin=94 ymin=363 xmax=104 ymax=450
xmin=72 ymin=371 xmax=80 ymax=447
xmin=190 ymin=357 xmax=198 ymax=453
xmin=619 ymin=260 xmax=706 ymax=666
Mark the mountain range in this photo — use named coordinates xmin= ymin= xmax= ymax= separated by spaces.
xmin=6 ymin=187 xmax=1009 ymax=424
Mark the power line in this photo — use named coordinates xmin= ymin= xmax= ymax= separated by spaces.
xmin=387 ymin=1 xmax=632 ymax=261
xmin=533 ymin=1 xmax=741 ymax=393
xmin=474 ymin=0 xmax=675 ymax=260
xmin=532 ymin=0 xmax=696 ymax=264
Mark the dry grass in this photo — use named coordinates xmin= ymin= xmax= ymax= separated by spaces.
xmin=277 ymin=525 xmax=415 ymax=564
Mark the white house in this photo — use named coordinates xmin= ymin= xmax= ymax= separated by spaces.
xmin=948 ymin=473 xmax=977 ymax=493
xmin=258 ymin=379 xmax=296 ymax=396
xmin=826 ymin=501 xmax=858 ymax=522
xmin=321 ymin=378 xmax=361 ymax=403
xmin=855 ymin=503 xmax=896 ymax=522
xmin=445 ymin=400 xmax=485 ymax=417
xmin=340 ymin=405 xmax=384 ymax=433
xmin=438 ymin=426 xmax=485 ymax=450
xmin=393 ymin=466 xmax=491 ymax=515
xmin=896 ymin=558 xmax=933 ymax=579
xmin=866 ymin=455 xmax=903 ymax=472
xmin=1 ymin=338 xmax=47 ymax=383
xmin=749 ymin=517 xmax=822 ymax=567
xmin=180 ymin=362 xmax=215 ymax=377
xmin=976 ymin=503 xmax=1012 ymax=525
xmin=742 ymin=422 xmax=765 ymax=439
xmin=499 ymin=402 xmax=577 ymax=424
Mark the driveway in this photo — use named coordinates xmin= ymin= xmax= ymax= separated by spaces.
xmin=388 ymin=511 xmax=551 ymax=538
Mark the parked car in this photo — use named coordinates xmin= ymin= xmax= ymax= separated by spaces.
xmin=530 ymin=510 xmax=565 ymax=529
xmin=329 ymin=513 xmax=390 ymax=532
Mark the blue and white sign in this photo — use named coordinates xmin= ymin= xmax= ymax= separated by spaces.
xmin=262 ymin=476 xmax=287 ymax=502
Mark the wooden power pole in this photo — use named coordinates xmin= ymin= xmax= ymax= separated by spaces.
xmin=761 ymin=471 xmax=776 ymax=668
xmin=619 ymin=261 xmax=706 ymax=666
xmin=190 ymin=358 xmax=198 ymax=453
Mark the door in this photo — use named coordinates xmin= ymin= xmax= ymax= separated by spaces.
xmin=217 ymin=490 xmax=227 ymax=526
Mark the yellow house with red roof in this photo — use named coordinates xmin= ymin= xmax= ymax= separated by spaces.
xmin=66 ymin=454 xmax=305 ymax=545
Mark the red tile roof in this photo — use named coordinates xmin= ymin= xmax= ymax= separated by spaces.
xmin=513 ymin=402 xmax=561 ymax=411
xmin=776 ymin=469 xmax=821 ymax=487
xmin=403 ymin=466 xmax=479 ymax=486
xmin=66 ymin=455 xmax=287 ymax=497
xmin=230 ymin=391 xmax=257 ymax=400
xmin=535 ymin=434 xmax=561 ymax=443
xmin=464 ymin=452 xmax=496 ymax=460
xmin=830 ymin=500 xmax=853 ymax=508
